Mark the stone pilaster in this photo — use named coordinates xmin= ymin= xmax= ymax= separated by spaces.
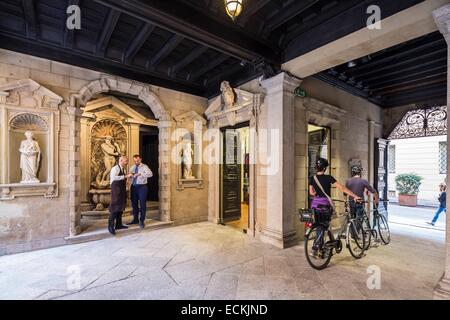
xmin=79 ymin=116 xmax=90 ymax=205
xmin=260 ymin=72 xmax=302 ymax=248
xmin=158 ymin=120 xmax=173 ymax=222
xmin=128 ymin=122 xmax=141 ymax=158
xmin=433 ymin=4 xmax=450 ymax=300
xmin=67 ymin=105 xmax=83 ymax=236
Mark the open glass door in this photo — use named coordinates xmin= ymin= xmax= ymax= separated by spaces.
xmin=220 ymin=124 xmax=250 ymax=231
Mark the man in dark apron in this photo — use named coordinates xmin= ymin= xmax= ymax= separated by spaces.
xmin=108 ymin=155 xmax=132 ymax=235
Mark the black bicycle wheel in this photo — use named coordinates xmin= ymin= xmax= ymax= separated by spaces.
xmin=361 ymin=215 xmax=372 ymax=251
xmin=377 ymin=214 xmax=391 ymax=245
xmin=347 ymin=220 xmax=366 ymax=259
xmin=305 ymin=225 xmax=333 ymax=270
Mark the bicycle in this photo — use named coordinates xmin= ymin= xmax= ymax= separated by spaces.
xmin=300 ymin=199 xmax=366 ymax=270
xmin=351 ymin=200 xmax=390 ymax=250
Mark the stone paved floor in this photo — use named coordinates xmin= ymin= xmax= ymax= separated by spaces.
xmin=0 ymin=222 xmax=445 ymax=300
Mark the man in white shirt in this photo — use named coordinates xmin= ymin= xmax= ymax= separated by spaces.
xmin=108 ymin=155 xmax=133 ymax=235
xmin=128 ymin=154 xmax=153 ymax=228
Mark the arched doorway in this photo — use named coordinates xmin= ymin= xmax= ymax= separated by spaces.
xmin=68 ymin=75 xmax=173 ymax=236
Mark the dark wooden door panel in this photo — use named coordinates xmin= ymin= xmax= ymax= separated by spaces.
xmin=222 ymin=130 xmax=241 ymax=222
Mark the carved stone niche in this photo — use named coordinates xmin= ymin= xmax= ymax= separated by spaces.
xmin=174 ymin=111 xmax=207 ymax=190
xmin=0 ymin=79 xmax=63 ymax=200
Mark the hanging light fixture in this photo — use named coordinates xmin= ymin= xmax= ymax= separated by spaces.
xmin=225 ymin=0 xmax=243 ymax=22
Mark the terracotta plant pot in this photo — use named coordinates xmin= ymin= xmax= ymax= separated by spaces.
xmin=398 ymin=194 xmax=418 ymax=207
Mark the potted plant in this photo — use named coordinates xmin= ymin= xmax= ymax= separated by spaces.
xmin=395 ymin=173 xmax=423 ymax=207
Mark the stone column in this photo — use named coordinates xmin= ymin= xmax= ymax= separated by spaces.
xmin=80 ymin=117 xmax=90 ymax=205
xmin=433 ymin=4 xmax=450 ymax=299
xmin=368 ymin=121 xmax=381 ymax=212
xmin=0 ymin=96 xmax=8 ymax=185
xmin=67 ymin=105 xmax=83 ymax=236
xmin=260 ymin=72 xmax=302 ymax=248
xmin=158 ymin=120 xmax=173 ymax=222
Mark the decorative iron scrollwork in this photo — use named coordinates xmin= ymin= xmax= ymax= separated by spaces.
xmin=389 ymin=106 xmax=447 ymax=140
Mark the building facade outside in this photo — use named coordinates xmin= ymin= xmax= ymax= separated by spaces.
xmin=388 ymin=136 xmax=447 ymax=207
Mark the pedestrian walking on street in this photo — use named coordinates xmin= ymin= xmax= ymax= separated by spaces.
xmin=427 ymin=183 xmax=446 ymax=227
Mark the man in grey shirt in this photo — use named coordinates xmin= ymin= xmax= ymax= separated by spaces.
xmin=346 ymin=164 xmax=379 ymax=218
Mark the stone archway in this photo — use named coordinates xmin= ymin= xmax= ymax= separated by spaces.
xmin=68 ymin=75 xmax=172 ymax=236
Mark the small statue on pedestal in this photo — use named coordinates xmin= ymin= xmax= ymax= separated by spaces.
xmin=181 ymin=142 xmax=195 ymax=180
xmin=19 ymin=130 xmax=41 ymax=184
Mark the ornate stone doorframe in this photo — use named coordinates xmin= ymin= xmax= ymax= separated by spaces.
xmin=303 ymin=97 xmax=346 ymax=190
xmin=205 ymin=86 xmax=263 ymax=236
xmin=68 ymin=75 xmax=172 ymax=236
xmin=294 ymin=97 xmax=346 ymax=236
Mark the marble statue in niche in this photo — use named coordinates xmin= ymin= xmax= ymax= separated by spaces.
xmin=100 ymin=136 xmax=121 ymax=183
xmin=90 ymin=119 xmax=127 ymax=189
xmin=181 ymin=141 xmax=195 ymax=180
xmin=19 ymin=130 xmax=41 ymax=184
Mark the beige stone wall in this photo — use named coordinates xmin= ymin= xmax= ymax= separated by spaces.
xmin=0 ymin=49 xmax=209 ymax=254
xmin=301 ymin=77 xmax=383 ymax=182
xmin=293 ymin=77 xmax=383 ymax=239
xmin=227 ymin=75 xmax=383 ymax=243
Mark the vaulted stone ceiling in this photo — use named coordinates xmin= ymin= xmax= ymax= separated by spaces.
xmin=0 ymin=0 xmax=433 ymax=107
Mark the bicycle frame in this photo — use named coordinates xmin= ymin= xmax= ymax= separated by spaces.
xmin=313 ymin=204 xmax=361 ymax=254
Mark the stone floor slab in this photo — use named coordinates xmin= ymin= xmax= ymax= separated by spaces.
xmin=0 ymin=222 xmax=445 ymax=300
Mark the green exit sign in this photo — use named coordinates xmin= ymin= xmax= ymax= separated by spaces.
xmin=294 ymin=87 xmax=307 ymax=97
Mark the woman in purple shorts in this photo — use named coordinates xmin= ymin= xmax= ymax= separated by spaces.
xmin=309 ymin=158 xmax=361 ymax=256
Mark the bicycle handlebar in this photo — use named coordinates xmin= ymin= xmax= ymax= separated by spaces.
xmin=331 ymin=199 xmax=390 ymax=204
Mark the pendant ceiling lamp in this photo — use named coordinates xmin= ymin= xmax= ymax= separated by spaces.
xmin=225 ymin=0 xmax=243 ymax=22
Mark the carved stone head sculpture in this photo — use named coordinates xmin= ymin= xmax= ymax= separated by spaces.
xmin=220 ymin=81 xmax=236 ymax=109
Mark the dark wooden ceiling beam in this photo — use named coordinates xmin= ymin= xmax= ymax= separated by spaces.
xmin=92 ymin=0 xmax=278 ymax=63
xmin=384 ymin=82 xmax=447 ymax=98
xmin=169 ymin=45 xmax=208 ymax=76
xmin=0 ymin=31 xmax=204 ymax=95
xmin=63 ymin=0 xmax=80 ymax=48
xmin=261 ymin=0 xmax=320 ymax=36
xmin=314 ymin=72 xmax=370 ymax=99
xmin=356 ymin=57 xmax=447 ymax=85
xmin=371 ymin=72 xmax=447 ymax=92
xmin=385 ymin=86 xmax=447 ymax=106
xmin=370 ymin=67 xmax=448 ymax=89
xmin=373 ymin=77 xmax=447 ymax=96
xmin=203 ymin=61 xmax=244 ymax=87
xmin=123 ymin=23 xmax=155 ymax=64
xmin=349 ymin=48 xmax=447 ymax=79
xmin=385 ymin=91 xmax=447 ymax=108
xmin=284 ymin=0 xmax=424 ymax=62
xmin=284 ymin=0 xmax=379 ymax=47
xmin=344 ymin=37 xmax=446 ymax=76
xmin=188 ymin=54 xmax=230 ymax=81
xmin=21 ymin=0 xmax=38 ymax=39
xmin=238 ymin=0 xmax=272 ymax=26
xmin=96 ymin=8 xmax=121 ymax=56
xmin=147 ymin=34 xmax=184 ymax=71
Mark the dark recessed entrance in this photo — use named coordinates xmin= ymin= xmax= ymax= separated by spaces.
xmin=140 ymin=126 xmax=159 ymax=202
